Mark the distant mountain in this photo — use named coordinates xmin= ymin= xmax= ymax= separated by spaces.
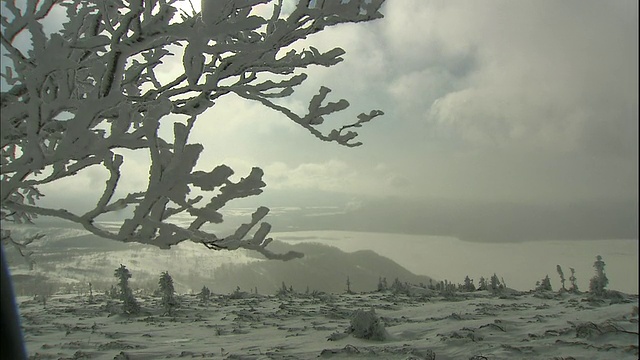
xmin=5 ymin=224 xmax=435 ymax=296
xmin=210 ymin=241 xmax=436 ymax=294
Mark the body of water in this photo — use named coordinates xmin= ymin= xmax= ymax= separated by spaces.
xmin=273 ymin=231 xmax=639 ymax=294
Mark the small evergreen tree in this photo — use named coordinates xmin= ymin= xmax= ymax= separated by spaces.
xmin=589 ymin=255 xmax=609 ymax=297
xmin=198 ymin=286 xmax=211 ymax=304
xmin=114 ymin=265 xmax=139 ymax=315
xmin=569 ymin=267 xmax=579 ymax=293
xmin=391 ymin=278 xmax=407 ymax=294
xmin=346 ymin=276 xmax=353 ymax=294
xmin=556 ymin=265 xmax=566 ymax=291
xmin=478 ymin=277 xmax=488 ymax=291
xmin=489 ymin=273 xmax=502 ymax=293
xmin=277 ymin=281 xmax=289 ymax=296
xmin=158 ymin=271 xmax=177 ymax=315
xmin=441 ymin=279 xmax=455 ymax=297
xmin=88 ymin=282 xmax=94 ymax=304
xmin=536 ymin=275 xmax=552 ymax=292
xmin=463 ymin=276 xmax=475 ymax=292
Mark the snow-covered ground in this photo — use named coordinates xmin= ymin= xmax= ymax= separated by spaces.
xmin=19 ymin=290 xmax=638 ymax=359
xmin=8 ymin=225 xmax=638 ymax=358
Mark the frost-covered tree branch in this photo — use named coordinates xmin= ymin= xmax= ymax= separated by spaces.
xmin=1 ymin=0 xmax=385 ymax=259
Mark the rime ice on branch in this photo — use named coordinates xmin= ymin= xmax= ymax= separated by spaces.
xmin=0 ymin=0 xmax=385 ymax=259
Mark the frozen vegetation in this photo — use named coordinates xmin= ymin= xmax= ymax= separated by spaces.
xmin=1 ymin=0 xmax=385 ymax=258
xmin=16 ymin=266 xmax=639 ymax=359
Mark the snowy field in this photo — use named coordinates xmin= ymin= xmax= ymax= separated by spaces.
xmin=8 ymin=226 xmax=639 ymax=359
xmin=19 ymin=290 xmax=639 ymax=360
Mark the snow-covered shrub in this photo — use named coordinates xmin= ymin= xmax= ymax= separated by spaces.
xmin=463 ymin=276 xmax=475 ymax=292
xmin=345 ymin=276 xmax=354 ymax=294
xmin=556 ymin=265 xmax=566 ymax=291
xmin=158 ymin=271 xmax=177 ymax=315
xmin=88 ymin=282 xmax=94 ymax=304
xmin=489 ymin=273 xmax=503 ymax=294
xmin=377 ymin=277 xmax=389 ymax=292
xmin=391 ymin=277 xmax=410 ymax=295
xmin=569 ymin=267 xmax=579 ymax=293
xmin=348 ymin=308 xmax=388 ymax=341
xmin=276 ymin=281 xmax=294 ymax=297
xmin=114 ymin=265 xmax=139 ymax=315
xmin=439 ymin=279 xmax=457 ymax=297
xmin=589 ymin=255 xmax=609 ymax=297
xmin=477 ymin=277 xmax=488 ymax=291
xmin=197 ymin=286 xmax=211 ymax=304
xmin=228 ymin=286 xmax=249 ymax=299
xmin=535 ymin=275 xmax=553 ymax=292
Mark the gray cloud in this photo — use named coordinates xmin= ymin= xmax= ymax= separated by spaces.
xmin=12 ymin=0 xmax=638 ymax=244
xmin=385 ymin=0 xmax=639 ymax=158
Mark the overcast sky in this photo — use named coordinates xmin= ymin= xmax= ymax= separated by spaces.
xmin=32 ymin=0 xmax=638 ymax=243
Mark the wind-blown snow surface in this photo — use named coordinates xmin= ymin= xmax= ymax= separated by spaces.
xmin=19 ymin=291 xmax=638 ymax=359
xmin=273 ymin=231 xmax=639 ymax=294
